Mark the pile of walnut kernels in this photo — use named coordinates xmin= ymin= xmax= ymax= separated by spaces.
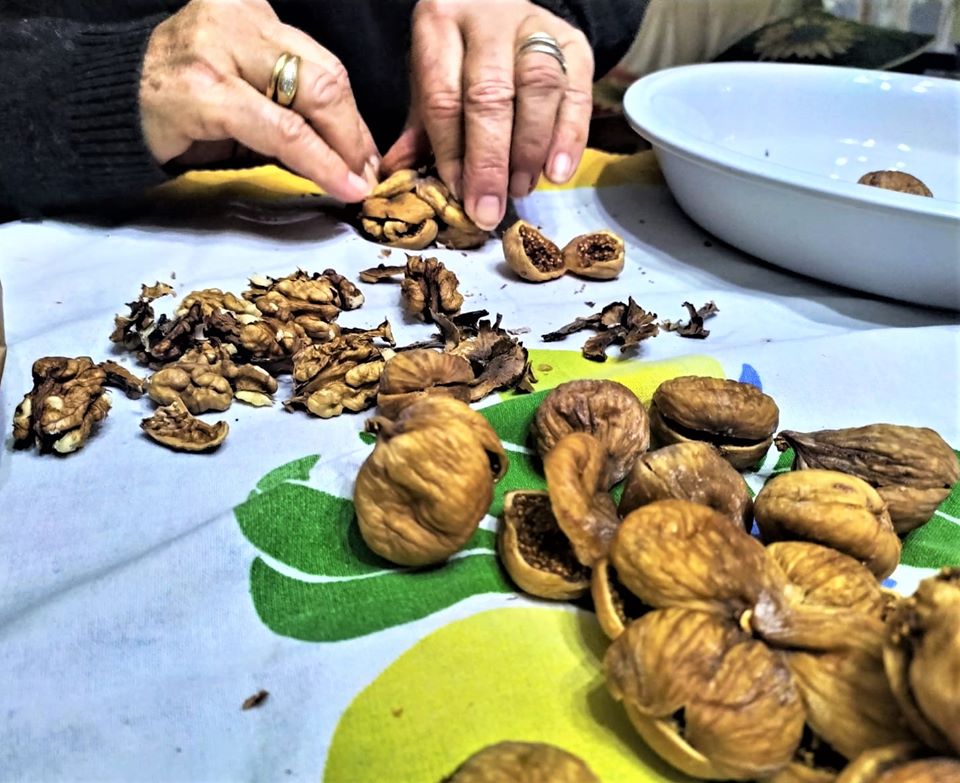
xmin=353 ymin=377 xmax=960 ymax=783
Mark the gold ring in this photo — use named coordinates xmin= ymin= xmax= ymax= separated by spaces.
xmin=267 ymin=52 xmax=291 ymax=102
xmin=276 ymin=54 xmax=301 ymax=108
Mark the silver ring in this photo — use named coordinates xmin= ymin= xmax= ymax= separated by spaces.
xmin=516 ymin=32 xmax=566 ymax=74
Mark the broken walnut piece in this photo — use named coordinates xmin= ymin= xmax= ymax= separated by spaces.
xmin=562 ymin=231 xmax=625 ymax=280
xmin=531 ymin=379 xmax=649 ymax=486
xmin=497 ymin=490 xmax=590 ymax=601
xmin=98 ymin=361 xmax=146 ymax=400
xmin=400 ymin=255 xmax=463 ymax=322
xmin=13 ymin=356 xmax=111 ymax=455
xmin=145 ymin=343 xmax=236 ymax=414
xmin=443 ymin=741 xmax=601 ymax=783
xmin=755 ymin=469 xmax=901 ymax=580
xmin=354 ymin=397 xmax=506 ymax=566
xmin=650 ymin=375 xmax=779 ymax=470
xmin=140 ymin=398 xmax=228 ymax=452
xmin=502 ymin=220 xmax=565 ymax=282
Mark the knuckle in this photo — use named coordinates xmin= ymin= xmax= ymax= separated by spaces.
xmin=516 ymin=61 xmax=565 ymax=92
xmin=277 ymin=111 xmax=309 ymax=144
xmin=184 ymin=59 xmax=228 ymax=91
xmin=422 ymin=88 xmax=463 ymax=121
xmin=511 ymin=137 xmax=547 ymax=168
xmin=308 ymin=63 xmax=349 ymax=108
xmin=464 ymin=75 xmax=515 ymax=113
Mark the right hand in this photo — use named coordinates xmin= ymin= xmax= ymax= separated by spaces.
xmin=139 ymin=0 xmax=379 ymax=202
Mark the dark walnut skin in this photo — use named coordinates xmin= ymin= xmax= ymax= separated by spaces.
xmin=650 ymin=375 xmax=779 ymax=470
xmin=776 ymin=425 xmax=959 ymax=535
xmin=441 ymin=741 xmax=601 ymax=783
xmin=354 ymin=397 xmax=507 ymax=567
xmin=618 ymin=442 xmax=753 ymax=531
xmin=754 ymin=470 xmax=901 ymax=580
xmin=502 ymin=220 xmax=566 ymax=282
xmin=530 ymin=379 xmax=649 ymax=486
xmin=562 ymin=231 xmax=625 ymax=280
xmin=883 ymin=568 xmax=960 ymax=755
xmin=497 ymin=490 xmax=590 ymax=601
xmin=857 ymin=171 xmax=933 ymax=198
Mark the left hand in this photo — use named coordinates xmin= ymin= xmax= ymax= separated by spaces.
xmin=382 ymin=0 xmax=594 ymax=231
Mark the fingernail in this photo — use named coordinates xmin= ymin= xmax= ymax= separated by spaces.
xmin=363 ymin=160 xmax=379 ymax=188
xmin=473 ymin=195 xmax=503 ymax=231
xmin=549 ymin=152 xmax=573 ymax=183
xmin=346 ymin=171 xmax=373 ymax=200
xmin=367 ymin=154 xmax=382 ymax=177
xmin=510 ymin=172 xmax=532 ymax=198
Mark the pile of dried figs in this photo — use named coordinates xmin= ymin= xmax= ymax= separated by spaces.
xmin=352 ymin=373 xmax=959 ymax=781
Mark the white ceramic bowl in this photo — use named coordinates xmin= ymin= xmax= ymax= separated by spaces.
xmin=623 ymin=63 xmax=960 ymax=309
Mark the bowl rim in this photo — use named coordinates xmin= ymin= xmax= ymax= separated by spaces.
xmin=623 ymin=62 xmax=960 ymax=224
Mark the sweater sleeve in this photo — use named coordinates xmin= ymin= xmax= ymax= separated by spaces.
xmin=0 ymin=14 xmax=170 ymax=218
xmin=530 ymin=0 xmax=649 ymax=77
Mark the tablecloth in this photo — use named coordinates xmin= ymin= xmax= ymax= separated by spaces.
xmin=1 ymin=151 xmax=958 ymax=782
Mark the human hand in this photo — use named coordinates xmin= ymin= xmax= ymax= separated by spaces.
xmin=140 ymin=0 xmax=379 ymax=202
xmin=383 ymin=0 xmax=594 ymax=231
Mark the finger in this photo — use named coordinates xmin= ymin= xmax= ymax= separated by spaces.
xmin=460 ymin=20 xmax=516 ymax=231
xmin=411 ymin=6 xmax=465 ymax=197
xmin=382 ymin=116 xmax=432 ymax=174
xmin=545 ymin=31 xmax=594 ymax=184
xmin=202 ymin=76 xmax=372 ymax=202
xmin=232 ymin=26 xmax=378 ymax=177
xmin=510 ymin=24 xmax=567 ymax=197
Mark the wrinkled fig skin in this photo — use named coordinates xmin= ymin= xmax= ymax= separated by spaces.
xmin=376 ymin=349 xmax=474 ymax=418
xmin=441 ymin=741 xmax=601 ymax=783
xmin=354 ymin=398 xmax=503 ymax=567
xmin=651 ymin=376 xmax=779 ymax=470
xmin=872 ymin=760 xmax=960 ymax=783
xmin=838 ymin=752 xmax=960 ymax=783
xmin=562 ymin=231 xmax=625 ymax=280
xmin=787 ymin=643 xmax=916 ymax=761
xmin=531 ymin=379 xmax=649 ymax=486
xmin=543 ymin=432 xmax=621 ymax=567
xmin=502 ymin=220 xmax=566 ymax=282
xmin=766 ymin=542 xmax=888 ymax=618
xmin=776 ymin=425 xmax=960 ymax=534
xmin=498 ymin=491 xmax=589 ymax=601
xmin=755 ymin=470 xmax=901 ymax=580
xmin=611 ymin=499 xmax=786 ymax=619
xmin=762 ymin=762 xmax=838 ymax=783
xmin=605 ymin=608 xmax=806 ymax=780
xmin=619 ymin=442 xmax=753 ymax=530
xmin=884 ymin=568 xmax=960 ymax=754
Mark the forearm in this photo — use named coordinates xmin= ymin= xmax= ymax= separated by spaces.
xmin=0 ymin=13 xmax=170 ymax=217
xmin=531 ymin=0 xmax=649 ymax=76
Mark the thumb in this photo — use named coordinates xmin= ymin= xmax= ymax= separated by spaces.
xmin=382 ymin=116 xmax=432 ymax=174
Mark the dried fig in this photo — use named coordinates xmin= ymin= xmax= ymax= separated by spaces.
xmin=857 ymin=171 xmax=933 ymax=197
xmin=543 ymin=432 xmax=620 ymax=566
xmin=591 ymin=558 xmax=648 ymax=640
xmin=531 ymin=379 xmax=649 ymax=486
xmin=755 ymin=470 xmax=900 ymax=580
xmin=562 ymin=231 xmax=625 ymax=280
xmin=840 ymin=752 xmax=960 ymax=783
xmin=884 ymin=568 xmax=960 ymax=754
xmin=502 ymin=220 xmax=565 ymax=282
xmin=787 ymin=641 xmax=916 ymax=762
xmin=618 ymin=442 xmax=753 ymax=530
xmin=377 ymin=349 xmax=474 ymax=418
xmin=354 ymin=397 xmax=506 ymax=566
xmin=497 ymin=491 xmax=589 ymax=601
xmin=604 ymin=607 xmax=806 ymax=780
xmin=650 ymin=376 xmax=779 ymax=470
xmin=776 ymin=425 xmax=959 ymax=534
xmin=442 ymin=741 xmax=601 ymax=783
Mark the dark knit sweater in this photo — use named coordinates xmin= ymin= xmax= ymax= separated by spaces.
xmin=0 ymin=1 xmax=647 ymax=218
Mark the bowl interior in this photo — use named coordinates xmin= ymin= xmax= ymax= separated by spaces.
xmin=631 ymin=64 xmax=960 ymax=205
